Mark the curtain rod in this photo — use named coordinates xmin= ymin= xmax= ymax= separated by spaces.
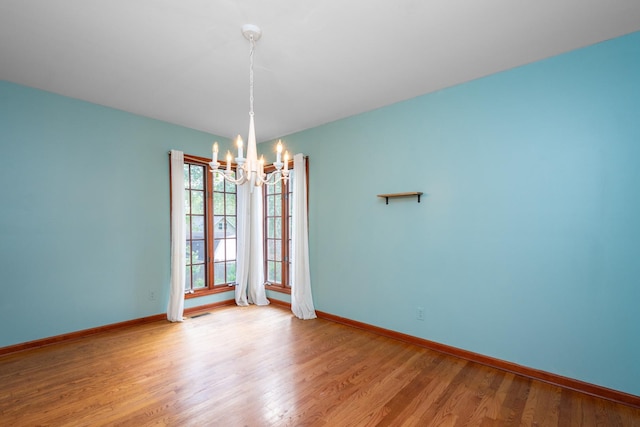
xmin=169 ymin=151 xmax=308 ymax=159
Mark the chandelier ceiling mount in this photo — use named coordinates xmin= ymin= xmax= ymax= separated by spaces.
xmin=241 ymin=24 xmax=262 ymax=42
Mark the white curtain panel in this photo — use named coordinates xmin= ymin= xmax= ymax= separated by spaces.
xmin=235 ymin=183 xmax=269 ymax=306
xmin=291 ymin=154 xmax=317 ymax=319
xmin=167 ymin=150 xmax=185 ymax=322
xmin=248 ymin=185 xmax=269 ymax=305
xmin=235 ymin=183 xmax=251 ymax=306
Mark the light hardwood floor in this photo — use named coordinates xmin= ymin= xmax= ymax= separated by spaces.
xmin=1 ymin=305 xmax=639 ymax=426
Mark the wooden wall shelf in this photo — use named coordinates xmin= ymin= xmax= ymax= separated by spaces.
xmin=377 ymin=192 xmax=423 ymax=204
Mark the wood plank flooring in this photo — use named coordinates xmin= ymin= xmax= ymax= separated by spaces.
xmin=1 ymin=305 xmax=639 ymax=426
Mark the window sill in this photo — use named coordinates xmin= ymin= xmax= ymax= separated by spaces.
xmin=265 ymin=284 xmax=291 ymax=295
xmin=185 ymin=286 xmax=235 ymax=299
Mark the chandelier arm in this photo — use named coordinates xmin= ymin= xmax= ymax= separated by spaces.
xmin=261 ymin=171 xmax=290 ymax=186
xmin=211 ymin=168 xmax=249 ymax=186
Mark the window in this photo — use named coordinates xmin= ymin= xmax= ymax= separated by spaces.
xmin=264 ymin=159 xmax=306 ymax=293
xmin=212 ymin=167 xmax=237 ymax=286
xmin=181 ymin=154 xmax=236 ymax=297
xmin=184 ymin=162 xmax=206 ymax=291
xmin=175 ymin=154 xmax=306 ymax=297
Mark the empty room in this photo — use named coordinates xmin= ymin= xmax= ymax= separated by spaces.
xmin=1 ymin=1 xmax=640 ymax=425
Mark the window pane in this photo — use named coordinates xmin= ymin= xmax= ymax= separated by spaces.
xmin=225 ymin=172 xmax=236 ymax=192
xmin=274 ymin=180 xmax=282 ymax=193
xmin=185 ymin=266 xmax=191 ymax=291
xmin=289 ymin=193 xmax=293 ymax=216
xmin=183 ymin=165 xmax=190 ymax=189
xmin=275 ymin=240 xmax=282 ymax=261
xmin=190 ymin=165 xmax=204 ymax=189
xmin=214 ymin=263 xmax=225 ymax=285
xmin=191 ymin=240 xmax=205 ymax=264
xmin=267 ymin=239 xmax=275 ymax=261
xmin=192 ymin=216 xmax=205 ymax=239
xmin=267 ymin=218 xmax=274 ymax=238
xmin=225 ymin=193 xmax=236 ymax=216
xmin=267 ymin=261 xmax=275 ymax=282
xmin=184 ymin=192 xmax=191 ymax=215
xmin=192 ymin=265 xmax=206 ymax=289
xmin=275 ymin=194 xmax=282 ymax=216
xmin=213 ymin=174 xmax=225 ymax=192
xmin=191 ymin=190 xmax=204 ymax=214
xmin=185 ymin=216 xmax=191 ymax=240
xmin=226 ymin=238 xmax=236 ymax=261
xmin=214 ymin=215 xmax=224 ymax=238
xmin=267 ymin=195 xmax=275 ymax=216
xmin=275 ymin=262 xmax=282 ymax=283
xmin=275 ymin=218 xmax=282 ymax=239
xmin=214 ymin=192 xmax=225 ymax=215
xmin=226 ymin=261 xmax=236 ymax=283
xmin=226 ymin=217 xmax=236 ymax=237
xmin=185 ymin=242 xmax=191 ymax=264
xmin=214 ymin=239 xmax=224 ymax=262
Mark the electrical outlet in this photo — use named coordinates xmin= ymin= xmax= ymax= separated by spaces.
xmin=148 ymin=291 xmax=156 ymax=301
xmin=417 ymin=307 xmax=424 ymax=321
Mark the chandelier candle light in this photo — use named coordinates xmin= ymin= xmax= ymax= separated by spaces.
xmin=210 ymin=24 xmax=289 ymax=188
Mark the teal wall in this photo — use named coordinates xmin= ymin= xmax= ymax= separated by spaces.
xmin=278 ymin=32 xmax=640 ymax=396
xmin=0 ymin=81 xmax=233 ymax=347
xmin=2 ymin=30 xmax=639 ymax=397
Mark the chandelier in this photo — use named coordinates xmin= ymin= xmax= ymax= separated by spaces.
xmin=210 ymin=24 xmax=289 ymax=187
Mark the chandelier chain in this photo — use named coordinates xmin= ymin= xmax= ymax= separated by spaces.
xmin=249 ymin=35 xmax=255 ymax=117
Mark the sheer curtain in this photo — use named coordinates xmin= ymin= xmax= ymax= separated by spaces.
xmin=235 ymin=184 xmax=269 ymax=306
xmin=235 ymin=183 xmax=251 ymax=306
xmin=291 ymin=154 xmax=316 ymax=319
xmin=248 ymin=186 xmax=269 ymax=305
xmin=167 ymin=150 xmax=185 ymax=322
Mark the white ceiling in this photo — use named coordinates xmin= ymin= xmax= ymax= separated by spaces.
xmin=2 ymin=1 xmax=640 ymax=142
